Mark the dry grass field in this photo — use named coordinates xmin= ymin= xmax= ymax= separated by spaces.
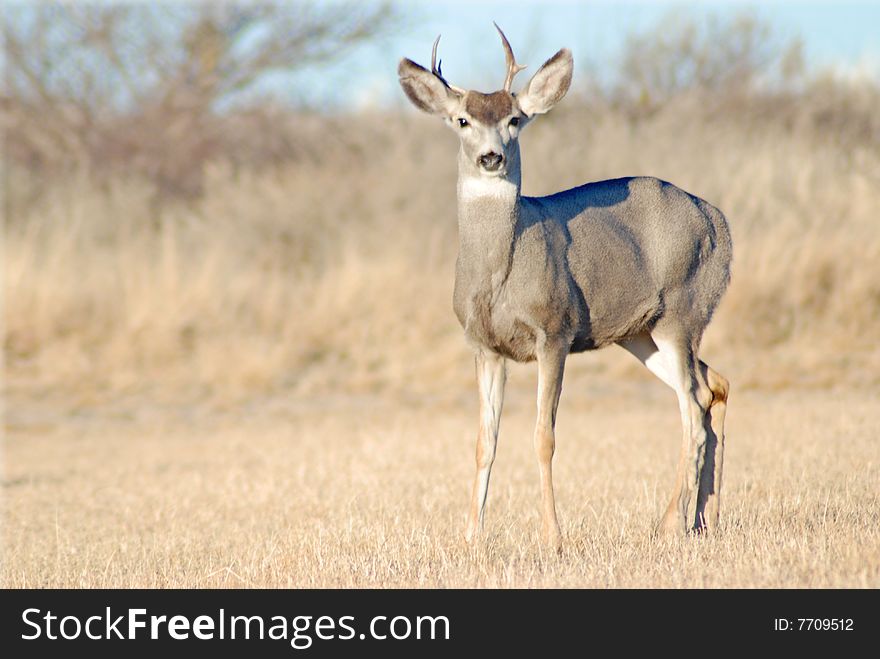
xmin=4 ymin=377 xmax=879 ymax=588
xmin=4 ymin=24 xmax=880 ymax=587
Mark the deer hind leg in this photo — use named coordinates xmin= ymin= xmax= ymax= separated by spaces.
xmin=465 ymin=350 xmax=506 ymax=543
xmin=694 ymin=361 xmax=729 ymax=531
xmin=533 ymin=341 xmax=567 ymax=550
xmin=618 ymin=332 xmax=712 ymax=535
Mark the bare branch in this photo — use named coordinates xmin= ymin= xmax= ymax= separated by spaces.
xmin=2 ymin=0 xmax=401 ymax=197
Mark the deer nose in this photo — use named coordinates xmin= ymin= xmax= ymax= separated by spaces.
xmin=478 ymin=152 xmax=504 ymax=171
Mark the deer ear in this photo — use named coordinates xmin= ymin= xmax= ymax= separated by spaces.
xmin=516 ymin=49 xmax=573 ymax=117
xmin=398 ymin=58 xmax=460 ymax=116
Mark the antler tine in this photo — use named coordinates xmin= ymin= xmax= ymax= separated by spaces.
xmin=430 ymin=34 xmax=465 ymax=95
xmin=494 ymin=22 xmax=527 ymax=92
xmin=431 ymin=34 xmax=442 ymax=77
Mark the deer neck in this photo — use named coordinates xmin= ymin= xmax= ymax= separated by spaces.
xmin=455 ymin=158 xmax=521 ymax=304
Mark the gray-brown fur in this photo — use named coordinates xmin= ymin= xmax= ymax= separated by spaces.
xmin=454 ymin=177 xmax=732 ymax=362
xmin=464 ymin=91 xmax=515 ymax=125
xmin=399 ymin=26 xmax=732 ymax=544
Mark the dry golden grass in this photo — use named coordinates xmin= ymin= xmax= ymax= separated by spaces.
xmin=4 ymin=96 xmax=880 ymax=588
xmin=4 ymin=380 xmax=878 ymax=588
xmin=5 ymin=100 xmax=880 ymax=396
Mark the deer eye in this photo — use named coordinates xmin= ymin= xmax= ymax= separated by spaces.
xmin=458 ymin=118 xmax=469 ymax=128
xmin=509 ymin=116 xmax=520 ymax=127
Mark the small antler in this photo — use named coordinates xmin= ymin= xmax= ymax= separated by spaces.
xmin=431 ymin=35 xmax=465 ymax=95
xmin=431 ymin=34 xmax=443 ymax=78
xmin=494 ymin=22 xmax=527 ymax=92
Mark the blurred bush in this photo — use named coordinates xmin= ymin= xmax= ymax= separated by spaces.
xmin=4 ymin=6 xmax=877 ymax=206
xmin=2 ymin=1 xmax=398 ymax=199
xmin=607 ymin=12 xmax=879 ymax=151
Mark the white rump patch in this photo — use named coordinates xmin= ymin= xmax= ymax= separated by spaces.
xmin=458 ymin=176 xmax=518 ymax=201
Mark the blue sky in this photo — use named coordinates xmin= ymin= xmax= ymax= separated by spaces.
xmin=296 ymin=0 xmax=880 ymax=109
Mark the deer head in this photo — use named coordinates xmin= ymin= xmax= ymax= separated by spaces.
xmin=398 ymin=23 xmax=573 ymax=182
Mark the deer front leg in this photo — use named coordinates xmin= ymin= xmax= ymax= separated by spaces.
xmin=465 ymin=350 xmax=506 ymax=543
xmin=534 ymin=341 xmax=567 ymax=550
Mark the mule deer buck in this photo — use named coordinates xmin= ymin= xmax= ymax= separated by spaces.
xmin=398 ymin=25 xmax=731 ymax=548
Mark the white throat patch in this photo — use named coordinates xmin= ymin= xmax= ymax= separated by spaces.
xmin=458 ymin=176 xmax=518 ymax=202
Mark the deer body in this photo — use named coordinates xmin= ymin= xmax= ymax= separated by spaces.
xmin=455 ymin=176 xmax=731 ymax=362
xmin=399 ymin=26 xmax=731 ymax=547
